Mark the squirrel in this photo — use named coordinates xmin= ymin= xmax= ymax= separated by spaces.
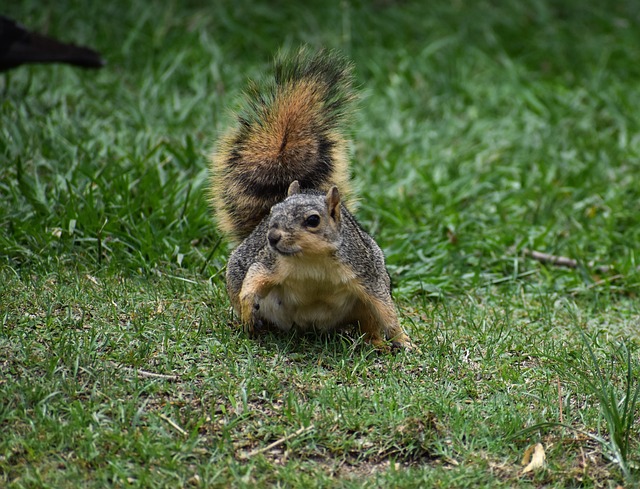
xmin=209 ymin=49 xmax=412 ymax=349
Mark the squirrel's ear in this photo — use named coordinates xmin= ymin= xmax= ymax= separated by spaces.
xmin=325 ymin=186 xmax=341 ymax=223
xmin=287 ymin=180 xmax=301 ymax=196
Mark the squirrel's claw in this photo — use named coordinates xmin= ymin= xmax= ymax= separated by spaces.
xmin=391 ymin=338 xmax=416 ymax=351
xmin=389 ymin=332 xmax=414 ymax=350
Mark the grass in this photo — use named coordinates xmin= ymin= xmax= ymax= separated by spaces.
xmin=1 ymin=0 xmax=640 ymax=487
xmin=516 ymin=328 xmax=640 ymax=480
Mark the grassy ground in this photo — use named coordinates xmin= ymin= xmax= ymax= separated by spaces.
xmin=2 ymin=0 xmax=640 ymax=487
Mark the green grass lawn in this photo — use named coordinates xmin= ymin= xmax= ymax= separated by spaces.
xmin=2 ymin=1 xmax=639 ymax=487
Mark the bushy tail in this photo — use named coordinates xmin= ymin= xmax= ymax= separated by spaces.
xmin=209 ymin=48 xmax=355 ymax=242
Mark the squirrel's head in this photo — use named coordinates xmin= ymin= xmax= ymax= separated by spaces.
xmin=266 ymin=180 xmax=342 ymax=257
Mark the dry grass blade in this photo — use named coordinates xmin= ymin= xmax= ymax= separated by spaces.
xmin=243 ymin=424 xmax=315 ymax=459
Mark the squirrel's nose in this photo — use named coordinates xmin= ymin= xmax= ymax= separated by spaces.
xmin=268 ymin=229 xmax=282 ymax=248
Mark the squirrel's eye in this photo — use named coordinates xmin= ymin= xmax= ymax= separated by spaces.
xmin=304 ymin=214 xmax=321 ymax=228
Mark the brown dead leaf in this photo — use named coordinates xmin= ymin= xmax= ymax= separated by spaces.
xmin=521 ymin=443 xmax=546 ymax=474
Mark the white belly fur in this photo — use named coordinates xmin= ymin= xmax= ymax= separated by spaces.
xmin=256 ymin=256 xmax=359 ymax=331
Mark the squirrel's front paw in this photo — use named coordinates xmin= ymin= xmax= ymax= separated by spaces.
xmin=240 ymin=296 xmax=261 ymax=336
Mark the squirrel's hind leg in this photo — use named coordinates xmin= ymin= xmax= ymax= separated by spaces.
xmin=354 ymin=298 xmax=413 ymax=350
